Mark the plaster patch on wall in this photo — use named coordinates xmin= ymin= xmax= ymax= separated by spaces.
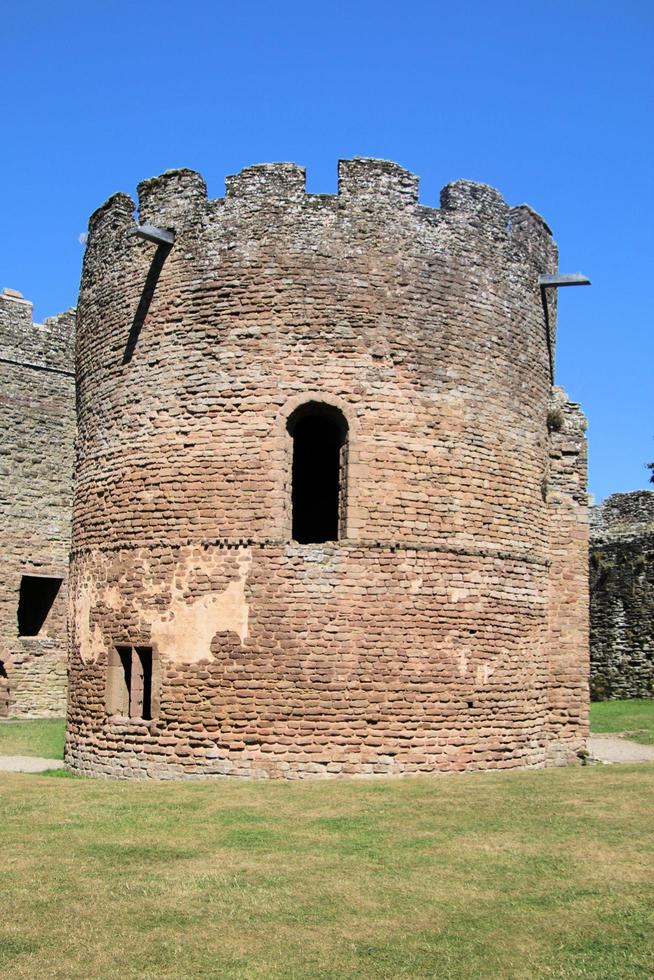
xmin=476 ymin=662 xmax=496 ymax=686
xmin=150 ymin=548 xmax=251 ymax=664
xmin=75 ymin=577 xmax=105 ymax=664
xmin=103 ymin=585 xmax=123 ymax=610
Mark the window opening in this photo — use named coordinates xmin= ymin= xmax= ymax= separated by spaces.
xmin=287 ymin=402 xmax=348 ymax=544
xmin=135 ymin=646 xmax=153 ymax=721
xmin=17 ymin=575 xmax=63 ymax=637
xmin=0 ymin=661 xmax=9 ymax=718
xmin=106 ymin=645 xmax=155 ymax=720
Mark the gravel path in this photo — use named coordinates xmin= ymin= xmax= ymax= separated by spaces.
xmin=0 ymin=756 xmax=65 ymax=772
xmin=588 ymin=736 xmax=654 ymax=764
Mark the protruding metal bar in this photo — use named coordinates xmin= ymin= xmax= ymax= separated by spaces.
xmin=128 ymin=223 xmax=175 ymax=247
xmin=539 ymin=273 xmax=591 ymax=287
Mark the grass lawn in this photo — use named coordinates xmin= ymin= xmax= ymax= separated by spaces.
xmin=0 ymin=717 xmax=65 ymax=759
xmin=590 ymin=699 xmax=654 ymax=745
xmin=1 ymin=765 xmax=653 ymax=979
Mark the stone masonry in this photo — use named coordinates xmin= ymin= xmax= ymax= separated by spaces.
xmin=65 ymin=159 xmax=589 ymax=779
xmin=0 ymin=288 xmax=75 ymax=716
xmin=590 ymin=490 xmax=654 ymax=699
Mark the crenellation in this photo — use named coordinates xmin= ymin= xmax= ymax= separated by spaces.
xmin=337 ymin=157 xmax=420 ymax=207
xmin=87 ymin=192 xmax=135 ymax=237
xmin=225 ymin=162 xmax=307 ymax=204
xmin=137 ymin=168 xmax=208 ymax=227
xmin=508 ymin=205 xmax=558 ymax=293
xmin=81 ymin=160 xmax=567 ymax=299
xmin=440 ymin=178 xmax=508 ymax=221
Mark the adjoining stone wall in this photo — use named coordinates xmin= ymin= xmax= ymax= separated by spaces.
xmin=65 ymin=158 xmax=589 ymax=779
xmin=0 ymin=288 xmax=75 ymax=716
xmin=589 ymin=490 xmax=654 ymax=700
xmin=546 ymin=387 xmax=589 ymax=760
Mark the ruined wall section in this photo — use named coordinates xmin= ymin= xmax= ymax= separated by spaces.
xmin=546 ymin=387 xmax=589 ymax=761
xmin=66 ymin=159 xmax=586 ymax=778
xmin=0 ymin=289 xmax=75 ymax=716
xmin=589 ymin=490 xmax=654 ymax=699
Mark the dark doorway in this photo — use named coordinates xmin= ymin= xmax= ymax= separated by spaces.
xmin=135 ymin=646 xmax=153 ymax=721
xmin=0 ymin=661 xmax=9 ymax=718
xmin=288 ymin=402 xmax=348 ymax=544
xmin=17 ymin=575 xmax=63 ymax=636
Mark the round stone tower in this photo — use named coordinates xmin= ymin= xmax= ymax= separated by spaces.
xmin=65 ymin=159 xmax=589 ymax=778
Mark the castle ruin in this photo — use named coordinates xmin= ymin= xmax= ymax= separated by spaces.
xmin=59 ymin=158 xmax=590 ymax=778
xmin=590 ymin=490 xmax=654 ymax=699
xmin=0 ymin=288 xmax=75 ymax=716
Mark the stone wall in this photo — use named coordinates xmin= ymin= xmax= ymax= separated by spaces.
xmin=589 ymin=490 xmax=654 ymax=700
xmin=0 ymin=288 xmax=75 ymax=716
xmin=546 ymin=387 xmax=589 ymax=759
xmin=65 ymin=158 xmax=589 ymax=778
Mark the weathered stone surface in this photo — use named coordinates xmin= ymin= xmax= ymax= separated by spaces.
xmin=589 ymin=490 xmax=654 ymax=700
xmin=65 ymin=158 xmax=589 ymax=778
xmin=0 ymin=288 xmax=75 ymax=716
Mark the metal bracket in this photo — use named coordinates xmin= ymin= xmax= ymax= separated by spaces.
xmin=538 ymin=273 xmax=591 ymax=288
xmin=127 ymin=223 xmax=175 ymax=247
xmin=539 ymin=272 xmax=590 ymax=386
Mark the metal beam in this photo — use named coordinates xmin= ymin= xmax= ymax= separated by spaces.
xmin=128 ymin=223 xmax=175 ymax=247
xmin=538 ymin=273 xmax=591 ymax=288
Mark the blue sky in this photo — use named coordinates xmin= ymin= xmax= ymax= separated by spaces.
xmin=2 ymin=0 xmax=652 ymax=502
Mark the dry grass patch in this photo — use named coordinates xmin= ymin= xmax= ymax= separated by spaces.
xmin=0 ymin=764 xmax=653 ymax=978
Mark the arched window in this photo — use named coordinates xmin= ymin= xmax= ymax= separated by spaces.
xmin=287 ymin=402 xmax=348 ymax=544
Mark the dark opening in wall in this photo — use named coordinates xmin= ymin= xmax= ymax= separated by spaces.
xmin=0 ymin=661 xmax=9 ymax=718
xmin=136 ymin=647 xmax=153 ymax=721
xmin=17 ymin=575 xmax=63 ymax=637
xmin=106 ymin=645 xmax=156 ymax=720
xmin=287 ymin=402 xmax=348 ymax=544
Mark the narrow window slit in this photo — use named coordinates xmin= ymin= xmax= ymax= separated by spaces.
xmin=287 ymin=402 xmax=348 ymax=544
xmin=136 ymin=646 xmax=153 ymax=721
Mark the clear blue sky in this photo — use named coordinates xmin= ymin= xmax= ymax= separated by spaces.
xmin=2 ymin=0 xmax=652 ymax=502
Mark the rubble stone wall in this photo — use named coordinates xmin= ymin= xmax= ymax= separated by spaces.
xmin=65 ymin=159 xmax=589 ymax=778
xmin=0 ymin=289 xmax=75 ymax=716
xmin=546 ymin=388 xmax=589 ymax=760
xmin=589 ymin=491 xmax=654 ymax=700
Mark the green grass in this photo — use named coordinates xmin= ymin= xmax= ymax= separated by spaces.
xmin=0 ymin=765 xmax=653 ymax=978
xmin=590 ymin=699 xmax=654 ymax=745
xmin=0 ymin=717 xmax=65 ymax=759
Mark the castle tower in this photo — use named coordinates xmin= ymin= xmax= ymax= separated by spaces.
xmin=65 ymin=159 xmax=588 ymax=778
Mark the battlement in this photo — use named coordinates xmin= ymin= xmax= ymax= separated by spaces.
xmin=590 ymin=489 xmax=654 ymax=542
xmin=85 ymin=158 xmax=557 ymax=272
xmin=0 ymin=288 xmax=75 ymax=373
